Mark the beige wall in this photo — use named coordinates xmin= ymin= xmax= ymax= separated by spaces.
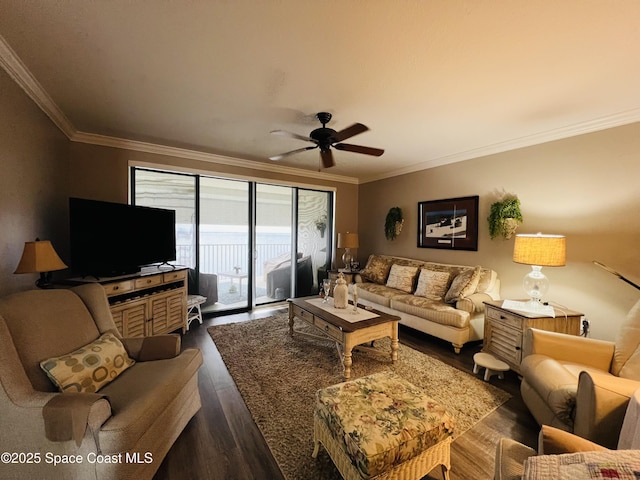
xmin=3 ymin=61 xmax=638 ymax=340
xmin=359 ymin=122 xmax=640 ymax=341
xmin=0 ymin=69 xmax=70 ymax=297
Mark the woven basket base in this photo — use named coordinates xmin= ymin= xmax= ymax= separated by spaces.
xmin=313 ymin=414 xmax=451 ymax=480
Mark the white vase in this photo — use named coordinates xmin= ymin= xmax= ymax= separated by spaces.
xmin=333 ymin=273 xmax=349 ymax=309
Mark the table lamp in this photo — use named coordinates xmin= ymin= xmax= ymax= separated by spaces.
xmin=337 ymin=232 xmax=359 ymax=271
xmin=513 ymin=233 xmax=566 ymax=308
xmin=14 ymin=239 xmax=67 ymax=288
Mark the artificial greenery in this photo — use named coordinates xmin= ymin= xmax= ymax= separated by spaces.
xmin=385 ymin=207 xmax=404 ymax=240
xmin=488 ymin=197 xmax=523 ymax=239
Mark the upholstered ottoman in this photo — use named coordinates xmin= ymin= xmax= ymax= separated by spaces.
xmin=313 ymin=372 xmax=455 ymax=480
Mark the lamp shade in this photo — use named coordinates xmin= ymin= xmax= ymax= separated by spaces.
xmin=337 ymin=232 xmax=359 ymax=249
xmin=513 ymin=233 xmax=566 ymax=267
xmin=14 ymin=240 xmax=67 ymax=274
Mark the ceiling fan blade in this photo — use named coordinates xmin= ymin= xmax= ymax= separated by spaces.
xmin=270 ymin=129 xmax=313 ymax=143
xmin=269 ymin=146 xmax=317 ymax=161
xmin=334 ymin=143 xmax=384 ymax=157
xmin=330 ymin=123 xmax=369 ymax=143
xmin=320 ymin=149 xmax=335 ymax=168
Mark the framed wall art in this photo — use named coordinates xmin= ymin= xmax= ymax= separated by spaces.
xmin=418 ymin=195 xmax=479 ymax=250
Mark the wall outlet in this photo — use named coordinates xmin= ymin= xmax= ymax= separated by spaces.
xmin=581 ymin=317 xmax=590 ymax=337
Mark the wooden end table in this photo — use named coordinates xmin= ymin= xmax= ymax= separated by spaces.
xmin=483 ymin=300 xmax=583 ymax=374
xmin=288 ymin=296 xmax=400 ymax=379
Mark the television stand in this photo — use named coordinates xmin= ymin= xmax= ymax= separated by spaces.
xmin=66 ymin=267 xmax=189 ymax=337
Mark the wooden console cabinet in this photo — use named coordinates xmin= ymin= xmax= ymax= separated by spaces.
xmin=69 ymin=268 xmax=188 ymax=338
xmin=483 ymin=300 xmax=583 ymax=374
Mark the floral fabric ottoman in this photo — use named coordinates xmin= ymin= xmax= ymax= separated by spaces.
xmin=313 ymin=371 xmax=455 ymax=480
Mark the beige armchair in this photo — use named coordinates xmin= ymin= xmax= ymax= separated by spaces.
xmin=520 ymin=299 xmax=640 ymax=448
xmin=0 ymin=284 xmax=203 ymax=480
xmin=495 ymin=388 xmax=640 ymax=479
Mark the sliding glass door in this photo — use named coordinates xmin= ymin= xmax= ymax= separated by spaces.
xmin=132 ymin=167 xmax=332 ymax=314
xmin=200 ymin=177 xmax=250 ymax=311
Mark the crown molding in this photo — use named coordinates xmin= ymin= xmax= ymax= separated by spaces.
xmin=5 ymin=32 xmax=639 ymax=186
xmin=0 ymin=34 xmax=76 ymax=139
xmin=360 ymin=108 xmax=640 ymax=183
xmin=71 ymin=131 xmax=359 ymax=185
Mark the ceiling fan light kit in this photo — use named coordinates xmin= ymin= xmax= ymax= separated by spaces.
xmin=269 ymin=112 xmax=384 ymax=168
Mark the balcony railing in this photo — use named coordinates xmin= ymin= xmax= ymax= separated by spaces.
xmin=176 ymin=243 xmax=290 ymax=276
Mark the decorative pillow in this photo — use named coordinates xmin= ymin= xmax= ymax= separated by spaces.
xmin=360 ymin=256 xmax=393 ymax=284
xmin=385 ymin=264 xmax=419 ymax=293
xmin=40 ymin=332 xmax=135 ymax=393
xmin=444 ymin=266 xmax=482 ymax=304
xmin=414 ymin=269 xmax=451 ymax=300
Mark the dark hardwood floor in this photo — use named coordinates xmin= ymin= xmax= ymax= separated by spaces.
xmin=153 ymin=305 xmax=539 ymax=480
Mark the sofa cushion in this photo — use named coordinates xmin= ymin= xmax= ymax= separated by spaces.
xmin=444 ymin=266 xmax=481 ymax=304
xmin=385 ymin=264 xmax=419 ymax=293
xmin=98 ymin=348 xmax=202 ymax=453
xmin=40 ymin=332 xmax=135 ymax=393
xmin=613 ymin=299 xmax=640 ymax=379
xmin=391 ymin=295 xmax=471 ymax=328
xmin=414 ymin=268 xmax=451 ymax=300
xmin=356 ymin=282 xmax=405 ymax=308
xmin=360 ymin=255 xmax=393 ymax=284
xmin=476 ymin=268 xmax=498 ymax=294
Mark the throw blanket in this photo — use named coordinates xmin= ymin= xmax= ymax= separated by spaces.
xmin=523 ymin=450 xmax=640 ymax=479
xmin=43 ymin=393 xmax=108 ymax=446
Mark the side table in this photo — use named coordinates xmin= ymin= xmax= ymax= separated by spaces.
xmin=483 ymin=300 xmax=583 ymax=374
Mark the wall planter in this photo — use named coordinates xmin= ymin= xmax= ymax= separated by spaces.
xmin=488 ymin=196 xmax=523 ymax=239
xmin=385 ymin=207 xmax=404 ymax=241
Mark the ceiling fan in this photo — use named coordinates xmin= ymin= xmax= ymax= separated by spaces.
xmin=269 ymin=112 xmax=384 ymax=168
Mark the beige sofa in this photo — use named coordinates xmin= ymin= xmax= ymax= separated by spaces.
xmin=519 ymin=298 xmax=640 ymax=449
xmin=0 ymin=284 xmax=203 ymax=480
xmin=354 ymin=254 xmax=500 ymax=353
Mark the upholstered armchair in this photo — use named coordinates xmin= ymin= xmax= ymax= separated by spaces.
xmin=520 ymin=299 xmax=640 ymax=448
xmin=0 ymin=284 xmax=203 ymax=480
xmin=265 ymin=254 xmax=314 ymax=299
xmin=495 ymin=389 xmax=640 ymax=480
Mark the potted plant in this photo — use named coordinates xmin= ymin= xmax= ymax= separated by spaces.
xmin=385 ymin=207 xmax=404 ymax=241
xmin=488 ymin=196 xmax=523 ymax=239
xmin=315 ymin=215 xmax=327 ymax=238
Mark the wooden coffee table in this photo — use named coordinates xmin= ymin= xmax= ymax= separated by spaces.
xmin=288 ymin=296 xmax=400 ymax=379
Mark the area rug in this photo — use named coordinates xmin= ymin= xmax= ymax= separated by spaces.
xmin=208 ymin=314 xmax=510 ymax=479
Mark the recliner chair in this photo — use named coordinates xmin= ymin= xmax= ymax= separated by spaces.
xmin=0 ymin=283 xmax=203 ymax=479
xmin=520 ymin=299 xmax=640 ymax=448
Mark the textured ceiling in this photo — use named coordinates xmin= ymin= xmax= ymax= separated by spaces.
xmin=1 ymin=0 xmax=640 ymax=183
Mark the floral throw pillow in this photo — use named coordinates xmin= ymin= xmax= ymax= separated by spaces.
xmin=386 ymin=264 xmax=419 ymax=293
xmin=414 ymin=269 xmax=451 ymax=300
xmin=444 ymin=266 xmax=482 ymax=304
xmin=40 ymin=332 xmax=135 ymax=393
xmin=360 ymin=256 xmax=393 ymax=284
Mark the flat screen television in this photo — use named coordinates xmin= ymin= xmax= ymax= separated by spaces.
xmin=69 ymin=197 xmax=177 ymax=277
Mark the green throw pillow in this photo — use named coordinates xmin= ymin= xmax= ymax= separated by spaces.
xmin=40 ymin=332 xmax=135 ymax=393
